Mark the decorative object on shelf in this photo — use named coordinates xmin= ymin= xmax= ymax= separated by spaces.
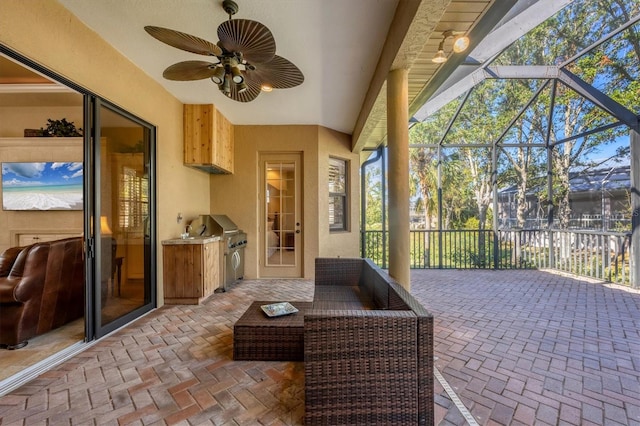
xmin=23 ymin=128 xmax=44 ymax=137
xmin=41 ymin=118 xmax=83 ymax=137
xmin=144 ymin=0 xmax=304 ymax=103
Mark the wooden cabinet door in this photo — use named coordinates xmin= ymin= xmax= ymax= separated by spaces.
xmin=183 ymin=104 xmax=233 ymax=173
xmin=214 ymin=109 xmax=234 ymax=172
xmin=202 ymin=242 xmax=220 ymax=296
xmin=184 ymin=104 xmax=214 ymax=166
xmin=162 ymin=241 xmax=221 ymax=304
xmin=163 ymin=244 xmax=204 ymax=303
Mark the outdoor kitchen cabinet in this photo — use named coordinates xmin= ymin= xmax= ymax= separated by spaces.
xmin=183 ymin=104 xmax=234 ymax=174
xmin=162 ymin=238 xmax=222 ymax=304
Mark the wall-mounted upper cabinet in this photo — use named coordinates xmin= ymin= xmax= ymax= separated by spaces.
xmin=184 ymin=104 xmax=234 ymax=174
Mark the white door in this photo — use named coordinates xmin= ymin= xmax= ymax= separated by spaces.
xmin=259 ymin=153 xmax=303 ymax=278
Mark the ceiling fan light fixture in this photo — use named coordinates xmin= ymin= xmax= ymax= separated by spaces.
xmin=260 ymin=83 xmax=273 ymax=92
xmin=230 ymin=65 xmax=244 ymax=83
xmin=237 ymin=82 xmax=248 ymax=93
xmin=220 ymin=74 xmax=231 ymax=95
xmin=210 ymin=66 xmax=226 ymax=84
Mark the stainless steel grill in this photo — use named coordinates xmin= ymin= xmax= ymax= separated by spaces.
xmin=189 ymin=214 xmax=246 ymax=291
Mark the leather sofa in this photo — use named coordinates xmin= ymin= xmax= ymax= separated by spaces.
xmin=0 ymin=237 xmax=84 ymax=349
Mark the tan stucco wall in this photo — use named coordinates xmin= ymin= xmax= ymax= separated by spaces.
xmin=0 ymin=106 xmax=83 ymax=138
xmin=210 ymin=125 xmax=359 ymax=279
xmin=317 ymin=126 xmax=360 ymax=258
xmin=0 ymin=0 xmax=211 ymax=303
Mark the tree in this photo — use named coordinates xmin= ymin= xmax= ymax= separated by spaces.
xmin=409 ymin=147 xmax=438 ymax=231
xmin=409 ymin=100 xmax=464 ymax=229
xmin=493 ymin=0 xmax=638 ymax=229
xmin=364 ymin=165 xmax=383 ymax=230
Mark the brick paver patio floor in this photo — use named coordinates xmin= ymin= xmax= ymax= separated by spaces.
xmin=0 ymin=269 xmax=639 ymax=425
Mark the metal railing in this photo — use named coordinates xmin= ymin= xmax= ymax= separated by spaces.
xmin=362 ymin=229 xmax=632 ymax=285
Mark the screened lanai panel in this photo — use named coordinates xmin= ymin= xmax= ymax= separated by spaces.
xmin=497 ymin=146 xmax=548 ymax=229
xmin=550 ymin=124 xmax=631 ymax=231
xmin=442 ymin=79 xmax=542 ymax=145
xmin=551 ymin=80 xmax=620 ymax=143
xmin=567 ymin=21 xmax=640 ymax=115
xmin=408 ymin=147 xmax=438 ymax=230
xmin=410 ymin=95 xmax=465 ymax=146
xmin=493 ymin=0 xmax=639 ymax=66
xmin=500 ymin=82 xmax=552 ymax=146
xmin=440 ymin=146 xmax=492 ymax=229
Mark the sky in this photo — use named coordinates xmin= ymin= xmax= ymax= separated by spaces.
xmin=1 ymin=162 xmax=83 ymax=187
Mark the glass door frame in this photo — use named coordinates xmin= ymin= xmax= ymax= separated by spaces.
xmin=0 ymin=44 xmax=157 ymax=344
xmin=259 ymin=152 xmax=303 ymax=278
xmin=86 ymin=98 xmax=157 ymax=340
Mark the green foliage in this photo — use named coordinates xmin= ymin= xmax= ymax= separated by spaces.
xmin=42 ymin=118 xmax=83 ymax=137
xmin=463 ymin=217 xmax=479 ymax=230
xmin=364 ymin=167 xmax=383 ymax=230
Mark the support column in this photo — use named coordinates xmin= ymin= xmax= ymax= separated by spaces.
xmin=387 ymin=68 xmax=410 ymax=289
xmin=631 ymin=130 xmax=640 ymax=289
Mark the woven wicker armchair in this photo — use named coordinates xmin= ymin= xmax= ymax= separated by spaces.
xmin=304 ymin=258 xmax=434 ymax=425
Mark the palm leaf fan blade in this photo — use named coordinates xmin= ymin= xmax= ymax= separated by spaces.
xmin=253 ymin=55 xmax=304 ymax=89
xmin=217 ymin=19 xmax=276 ymax=63
xmin=162 ymin=61 xmax=219 ymax=81
xmin=144 ymin=26 xmax=222 ymax=56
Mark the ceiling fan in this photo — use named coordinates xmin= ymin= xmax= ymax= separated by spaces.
xmin=144 ymin=0 xmax=304 ymax=102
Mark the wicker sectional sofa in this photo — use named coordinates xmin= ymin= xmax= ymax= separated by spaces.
xmin=304 ymin=258 xmax=434 ymax=425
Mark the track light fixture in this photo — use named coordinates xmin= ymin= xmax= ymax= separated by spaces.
xmin=209 ymin=57 xmax=246 ymax=96
xmin=230 ymin=65 xmax=244 ymax=84
xmin=432 ymin=40 xmax=447 ymax=64
xmin=219 ymin=73 xmax=232 ymax=96
xmin=210 ymin=66 xmax=226 ymax=84
xmin=431 ymin=30 xmax=470 ymax=63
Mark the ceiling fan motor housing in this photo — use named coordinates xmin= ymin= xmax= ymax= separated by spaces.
xmin=222 ymin=0 xmax=239 ymax=17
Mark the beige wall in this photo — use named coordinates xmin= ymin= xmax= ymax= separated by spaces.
xmin=210 ymin=125 xmax=359 ymax=279
xmin=0 ymin=0 xmax=211 ymax=303
xmin=0 ymin=106 xmax=83 ymax=138
xmin=317 ymin=126 xmax=360 ymax=258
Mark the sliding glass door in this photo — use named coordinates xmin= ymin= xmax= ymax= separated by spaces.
xmin=88 ymin=99 xmax=156 ymax=338
xmin=0 ymin=46 xmax=156 ymax=382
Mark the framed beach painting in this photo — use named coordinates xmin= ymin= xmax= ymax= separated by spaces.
xmin=1 ymin=162 xmax=83 ymax=211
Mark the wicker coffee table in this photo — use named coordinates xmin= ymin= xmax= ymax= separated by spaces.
xmin=233 ymin=300 xmax=311 ymax=361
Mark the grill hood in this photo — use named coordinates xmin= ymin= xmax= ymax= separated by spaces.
xmin=189 ymin=214 xmax=239 ymax=237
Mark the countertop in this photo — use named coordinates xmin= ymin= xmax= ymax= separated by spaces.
xmin=162 ymin=236 xmax=221 ymax=245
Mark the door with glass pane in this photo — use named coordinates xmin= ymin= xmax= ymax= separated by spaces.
xmin=259 ymin=153 xmax=302 ymax=278
xmin=92 ymin=100 xmax=155 ymax=337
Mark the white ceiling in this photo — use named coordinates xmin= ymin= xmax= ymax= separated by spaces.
xmin=57 ymin=0 xmax=399 ymax=135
